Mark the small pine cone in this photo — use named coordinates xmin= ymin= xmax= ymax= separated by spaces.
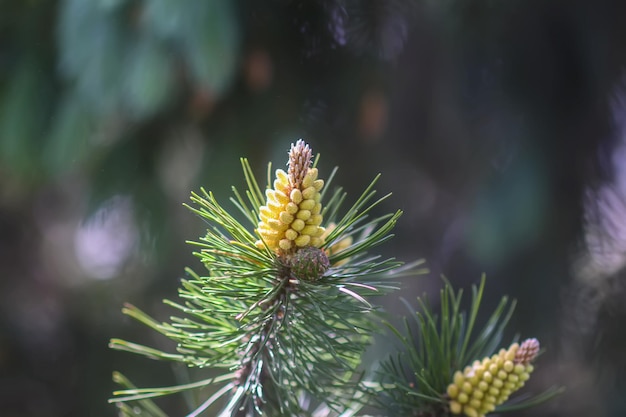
xmin=447 ymin=339 xmax=539 ymax=417
xmin=289 ymin=246 xmax=330 ymax=281
xmin=514 ymin=338 xmax=540 ymax=365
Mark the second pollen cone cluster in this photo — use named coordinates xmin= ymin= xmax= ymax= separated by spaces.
xmin=447 ymin=338 xmax=540 ymax=417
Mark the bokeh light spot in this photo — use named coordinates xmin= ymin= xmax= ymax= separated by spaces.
xmin=74 ymin=195 xmax=138 ymax=280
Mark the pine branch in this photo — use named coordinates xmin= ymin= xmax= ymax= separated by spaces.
xmin=110 ymin=140 xmax=424 ymax=416
xmin=369 ymin=276 xmax=563 ymax=417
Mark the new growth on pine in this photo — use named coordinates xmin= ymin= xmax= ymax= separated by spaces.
xmin=109 ymin=141 xmax=561 ymax=417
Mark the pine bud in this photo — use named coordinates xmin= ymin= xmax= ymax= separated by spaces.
xmin=514 ymin=338 xmax=540 ymax=365
xmin=447 ymin=339 xmax=539 ymax=417
xmin=289 ymin=246 xmax=330 ymax=281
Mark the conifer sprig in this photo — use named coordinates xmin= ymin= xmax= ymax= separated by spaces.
xmin=370 ymin=277 xmax=563 ymax=417
xmin=110 ymin=140 xmax=423 ymax=416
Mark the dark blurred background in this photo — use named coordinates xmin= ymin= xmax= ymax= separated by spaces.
xmin=2 ymin=0 xmax=626 ymax=416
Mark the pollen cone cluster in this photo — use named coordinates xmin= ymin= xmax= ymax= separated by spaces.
xmin=256 ymin=140 xmax=325 ymax=253
xmin=322 ymin=223 xmax=353 ymax=266
xmin=447 ymin=338 xmax=540 ymax=417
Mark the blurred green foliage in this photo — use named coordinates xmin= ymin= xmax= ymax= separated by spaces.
xmin=0 ymin=0 xmax=239 ymax=181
